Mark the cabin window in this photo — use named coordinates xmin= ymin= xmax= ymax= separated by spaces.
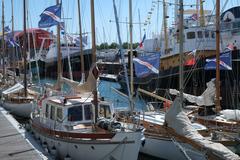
xmin=68 ymin=106 xmax=83 ymax=121
xmin=50 ymin=105 xmax=56 ymax=120
xmin=197 ymin=31 xmax=203 ymax=38
xmin=57 ymin=108 xmax=63 ymax=121
xmin=204 ymin=31 xmax=209 ymax=38
xmin=84 ymin=105 xmax=92 ymax=120
xmin=99 ymin=104 xmax=112 ymax=119
xmin=186 ymin=32 xmax=195 ymax=39
xmin=211 ymin=31 xmax=215 ymax=39
xmin=45 ymin=104 xmax=49 ymax=118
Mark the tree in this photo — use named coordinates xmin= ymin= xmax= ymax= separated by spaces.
xmin=109 ymin=42 xmax=118 ymax=49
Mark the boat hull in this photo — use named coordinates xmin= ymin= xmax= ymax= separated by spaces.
xmin=31 ymin=119 xmax=143 ymax=160
xmin=141 ymin=135 xmax=206 ymax=160
xmin=2 ymin=101 xmax=34 ymax=118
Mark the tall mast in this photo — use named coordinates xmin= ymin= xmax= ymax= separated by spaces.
xmin=163 ymin=0 xmax=168 ymax=54
xmin=138 ymin=9 xmax=142 ymax=42
xmin=11 ymin=0 xmax=16 ymax=82
xmin=23 ymin=0 xmax=27 ymax=96
xmin=199 ymin=0 xmax=205 ymax=27
xmin=179 ymin=0 xmax=184 ymax=107
xmin=112 ymin=0 xmax=132 ymax=112
xmin=90 ymin=0 xmax=98 ymax=123
xmin=129 ymin=0 xmax=134 ymax=112
xmin=215 ymin=0 xmax=221 ymax=112
xmin=1 ymin=0 xmax=5 ymax=83
xmin=196 ymin=0 xmax=199 ymax=26
xmin=77 ymin=0 xmax=85 ymax=82
xmin=56 ymin=0 xmax=62 ymax=90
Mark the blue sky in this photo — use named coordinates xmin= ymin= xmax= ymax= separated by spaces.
xmin=0 ymin=0 xmax=238 ymax=45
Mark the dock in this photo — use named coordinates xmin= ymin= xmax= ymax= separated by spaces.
xmin=0 ymin=107 xmax=48 ymax=160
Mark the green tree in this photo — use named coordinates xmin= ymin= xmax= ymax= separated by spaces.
xmin=122 ymin=42 xmax=129 ymax=49
xmin=109 ymin=42 xmax=118 ymax=49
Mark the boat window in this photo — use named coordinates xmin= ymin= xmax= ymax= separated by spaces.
xmin=204 ymin=31 xmax=209 ymax=38
xmin=186 ymin=32 xmax=195 ymax=39
xmin=50 ymin=105 xmax=56 ymax=120
xmin=211 ymin=31 xmax=215 ymax=39
xmin=57 ymin=108 xmax=63 ymax=121
xmin=68 ymin=106 xmax=83 ymax=121
xmin=99 ymin=104 xmax=112 ymax=119
xmin=197 ymin=31 xmax=203 ymax=38
xmin=84 ymin=105 xmax=92 ymax=120
xmin=45 ymin=104 xmax=49 ymax=118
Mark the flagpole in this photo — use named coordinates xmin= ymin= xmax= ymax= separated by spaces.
xmin=56 ymin=0 xmax=62 ymax=90
xmin=129 ymin=0 xmax=134 ymax=112
xmin=1 ymin=0 xmax=6 ymax=83
xmin=23 ymin=0 xmax=27 ymax=97
xmin=215 ymin=0 xmax=221 ymax=112
xmin=77 ymin=0 xmax=85 ymax=83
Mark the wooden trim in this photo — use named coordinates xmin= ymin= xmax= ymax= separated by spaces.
xmin=32 ymin=121 xmax=115 ymax=140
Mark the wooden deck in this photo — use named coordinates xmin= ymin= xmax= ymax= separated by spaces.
xmin=0 ymin=107 xmax=48 ymax=160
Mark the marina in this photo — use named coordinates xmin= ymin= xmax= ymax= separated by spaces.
xmin=0 ymin=0 xmax=240 ymax=160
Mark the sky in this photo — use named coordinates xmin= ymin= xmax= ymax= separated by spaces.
xmin=0 ymin=0 xmax=238 ymax=45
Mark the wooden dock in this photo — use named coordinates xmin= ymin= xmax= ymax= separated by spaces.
xmin=0 ymin=107 xmax=48 ymax=160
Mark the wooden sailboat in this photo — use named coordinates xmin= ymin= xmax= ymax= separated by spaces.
xmin=133 ymin=1 xmax=240 ymax=159
xmin=30 ymin=1 xmax=143 ymax=159
xmin=1 ymin=0 xmax=36 ymax=118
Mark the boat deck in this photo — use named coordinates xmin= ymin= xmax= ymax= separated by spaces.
xmin=0 ymin=107 xmax=47 ymax=160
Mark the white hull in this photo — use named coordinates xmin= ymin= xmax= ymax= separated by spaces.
xmin=2 ymin=101 xmax=34 ymax=118
xmin=32 ymin=129 xmax=142 ymax=160
xmin=141 ymin=136 xmax=206 ymax=160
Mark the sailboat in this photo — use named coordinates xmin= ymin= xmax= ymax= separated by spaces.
xmin=133 ymin=1 xmax=240 ymax=159
xmin=1 ymin=0 xmax=36 ymax=118
xmin=30 ymin=1 xmax=143 ymax=160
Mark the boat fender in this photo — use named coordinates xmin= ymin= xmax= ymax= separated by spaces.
xmin=163 ymin=101 xmax=171 ymax=111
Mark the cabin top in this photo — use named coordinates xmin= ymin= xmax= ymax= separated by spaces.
xmin=48 ymin=95 xmax=93 ymax=106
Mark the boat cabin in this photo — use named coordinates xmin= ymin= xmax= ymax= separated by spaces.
xmin=40 ymin=96 xmax=114 ymax=130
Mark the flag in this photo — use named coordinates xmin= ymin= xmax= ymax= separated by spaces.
xmin=184 ymin=58 xmax=196 ymax=66
xmin=204 ymin=51 xmax=232 ymax=70
xmin=133 ymin=53 xmax=160 ymax=77
xmin=190 ymin=13 xmax=198 ymax=21
xmin=139 ymin=33 xmax=146 ymax=48
xmin=75 ymin=36 xmax=88 ymax=47
xmin=4 ymin=26 xmax=11 ymax=32
xmin=38 ymin=4 xmax=61 ymax=28
xmin=7 ymin=38 xmax=19 ymax=47
xmin=60 ymin=22 xmax=65 ymax=30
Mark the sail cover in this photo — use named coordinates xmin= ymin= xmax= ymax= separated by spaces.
xmin=2 ymin=83 xmax=24 ymax=95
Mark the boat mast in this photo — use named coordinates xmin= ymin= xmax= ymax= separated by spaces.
xmin=112 ymin=0 xmax=132 ymax=112
xmin=179 ymin=0 xmax=184 ymax=107
xmin=215 ymin=0 xmax=221 ymax=112
xmin=199 ymin=0 xmax=205 ymax=27
xmin=77 ymin=0 xmax=85 ymax=82
xmin=138 ymin=9 xmax=142 ymax=42
xmin=129 ymin=0 xmax=134 ymax=112
xmin=163 ymin=0 xmax=168 ymax=54
xmin=23 ymin=0 xmax=27 ymax=97
xmin=11 ymin=0 xmax=16 ymax=82
xmin=56 ymin=0 xmax=62 ymax=90
xmin=1 ymin=0 xmax=5 ymax=83
xmin=90 ymin=0 xmax=98 ymax=123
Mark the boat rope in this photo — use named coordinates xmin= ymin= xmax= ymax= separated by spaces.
xmin=100 ymin=136 xmax=128 ymax=160
xmin=171 ymin=137 xmax=192 ymax=160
